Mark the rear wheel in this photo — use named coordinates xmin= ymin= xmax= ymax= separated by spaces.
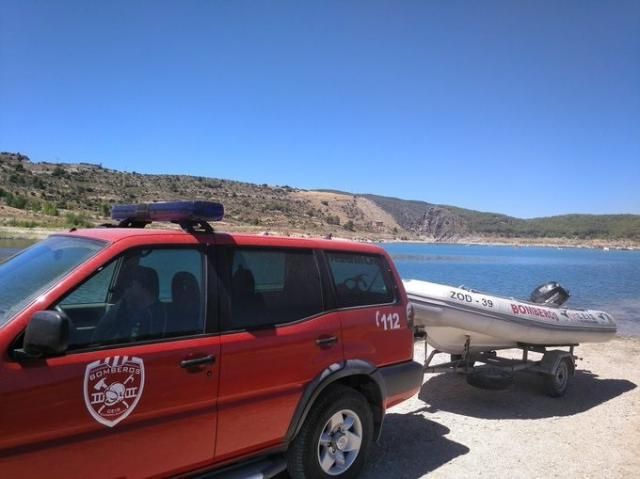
xmin=287 ymin=385 xmax=373 ymax=479
xmin=544 ymin=357 xmax=572 ymax=397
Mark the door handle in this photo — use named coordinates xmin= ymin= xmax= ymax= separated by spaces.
xmin=315 ymin=335 xmax=338 ymax=349
xmin=180 ymin=355 xmax=216 ymax=369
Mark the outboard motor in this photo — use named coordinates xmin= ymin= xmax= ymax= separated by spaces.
xmin=530 ymin=282 xmax=570 ymax=306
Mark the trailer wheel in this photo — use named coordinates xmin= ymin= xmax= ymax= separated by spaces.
xmin=544 ymin=357 xmax=572 ymax=397
xmin=466 ymin=368 xmax=513 ymax=390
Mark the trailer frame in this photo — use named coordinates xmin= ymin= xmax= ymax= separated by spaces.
xmin=421 ymin=334 xmax=578 ymax=397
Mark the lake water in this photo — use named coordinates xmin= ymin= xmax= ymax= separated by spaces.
xmin=1 ymin=241 xmax=638 ymax=336
xmin=383 ymin=243 xmax=640 ymax=336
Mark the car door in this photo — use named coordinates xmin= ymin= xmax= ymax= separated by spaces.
xmin=325 ymin=250 xmax=413 ymax=366
xmin=212 ymin=245 xmax=343 ymax=462
xmin=0 ymin=246 xmax=220 ymax=479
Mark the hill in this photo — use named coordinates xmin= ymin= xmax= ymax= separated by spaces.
xmin=0 ymin=152 xmax=404 ymax=239
xmin=1 ymin=152 xmax=638 ymax=246
xmin=363 ymin=194 xmax=640 ymax=242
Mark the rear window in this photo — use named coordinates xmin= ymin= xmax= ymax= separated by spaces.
xmin=224 ymin=248 xmax=324 ymax=330
xmin=326 ymin=252 xmax=396 ymax=308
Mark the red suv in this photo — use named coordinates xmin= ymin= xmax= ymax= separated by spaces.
xmin=0 ymin=201 xmax=423 ymax=478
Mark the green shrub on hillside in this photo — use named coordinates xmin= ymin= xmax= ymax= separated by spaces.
xmin=65 ymin=213 xmax=92 ymax=228
xmin=5 ymin=218 xmax=39 ymax=228
xmin=43 ymin=202 xmax=59 ymax=216
xmin=5 ymin=193 xmax=27 ymax=209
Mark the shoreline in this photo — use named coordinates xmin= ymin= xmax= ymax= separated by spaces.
xmin=1 ymin=224 xmax=638 ymax=251
xmin=379 ymin=236 xmax=640 ymax=250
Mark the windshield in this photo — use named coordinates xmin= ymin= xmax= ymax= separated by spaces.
xmin=0 ymin=236 xmax=107 ymax=327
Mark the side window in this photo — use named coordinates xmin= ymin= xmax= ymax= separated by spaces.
xmin=225 ymin=248 xmax=323 ymax=330
xmin=326 ymin=252 xmax=395 ymax=308
xmin=61 ymin=262 xmax=117 ymax=305
xmin=233 ymin=249 xmax=286 ymax=294
xmin=60 ymin=248 xmax=205 ymax=351
xmin=138 ymin=249 xmax=203 ymax=303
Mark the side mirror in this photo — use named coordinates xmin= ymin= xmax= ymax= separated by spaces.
xmin=20 ymin=311 xmax=70 ymax=359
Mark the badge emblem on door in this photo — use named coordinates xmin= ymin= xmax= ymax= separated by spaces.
xmin=83 ymin=356 xmax=145 ymax=427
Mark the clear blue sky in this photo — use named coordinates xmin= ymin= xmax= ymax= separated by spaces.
xmin=1 ymin=1 xmax=639 ymax=218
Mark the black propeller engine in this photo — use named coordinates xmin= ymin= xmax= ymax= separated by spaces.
xmin=529 ymin=281 xmax=570 ymax=307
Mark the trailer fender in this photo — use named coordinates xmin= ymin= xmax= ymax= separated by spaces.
xmin=540 ymin=350 xmax=575 ymax=376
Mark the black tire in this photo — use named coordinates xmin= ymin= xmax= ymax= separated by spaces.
xmin=466 ymin=367 xmax=514 ymax=390
xmin=544 ymin=357 xmax=572 ymax=397
xmin=287 ymin=385 xmax=373 ymax=479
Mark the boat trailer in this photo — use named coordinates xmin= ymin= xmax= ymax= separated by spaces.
xmin=421 ymin=335 xmax=579 ymax=397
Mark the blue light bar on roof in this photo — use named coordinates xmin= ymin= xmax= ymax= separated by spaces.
xmin=111 ymin=201 xmax=224 ymax=223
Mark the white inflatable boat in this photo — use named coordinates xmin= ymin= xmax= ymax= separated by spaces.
xmin=404 ymin=279 xmax=617 ymax=354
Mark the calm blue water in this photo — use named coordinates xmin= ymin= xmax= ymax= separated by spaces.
xmin=1 ymin=242 xmax=638 ymax=336
xmin=383 ymin=243 xmax=640 ymax=336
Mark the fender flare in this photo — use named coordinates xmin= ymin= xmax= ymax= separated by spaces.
xmin=540 ymin=349 xmax=575 ymax=376
xmin=285 ymin=359 xmax=387 ymax=443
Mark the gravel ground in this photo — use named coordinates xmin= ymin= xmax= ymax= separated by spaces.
xmin=279 ymin=337 xmax=640 ymax=478
xmin=362 ymin=337 xmax=640 ymax=479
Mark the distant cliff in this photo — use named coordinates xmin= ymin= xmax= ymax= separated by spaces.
xmin=363 ymin=194 xmax=640 ymax=242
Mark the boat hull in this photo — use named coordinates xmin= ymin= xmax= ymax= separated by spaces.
xmin=404 ymin=279 xmax=617 ymax=354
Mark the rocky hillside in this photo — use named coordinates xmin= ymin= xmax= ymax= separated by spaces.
xmin=0 ymin=153 xmax=405 ymax=239
xmin=364 ymin=194 xmax=640 ymax=242
xmin=361 ymin=195 xmax=470 ymax=240
xmin=1 ymin=152 xmax=639 ymax=243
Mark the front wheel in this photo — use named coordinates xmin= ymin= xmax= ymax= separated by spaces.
xmin=287 ymin=385 xmax=373 ymax=479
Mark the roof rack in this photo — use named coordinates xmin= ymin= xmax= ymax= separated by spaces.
xmin=104 ymin=201 xmax=224 ymax=234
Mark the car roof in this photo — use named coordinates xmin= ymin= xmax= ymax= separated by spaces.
xmin=61 ymin=227 xmax=389 ymax=254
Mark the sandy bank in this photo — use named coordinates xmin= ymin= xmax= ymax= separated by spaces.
xmin=1 ymin=224 xmax=638 ymax=251
xmin=361 ymin=338 xmax=639 ymax=478
xmin=0 ymin=226 xmax=64 ymax=240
